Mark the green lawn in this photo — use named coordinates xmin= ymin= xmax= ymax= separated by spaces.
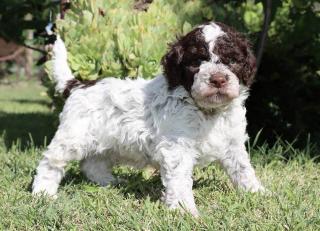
xmin=0 ymin=80 xmax=319 ymax=230
xmin=0 ymin=80 xmax=56 ymax=149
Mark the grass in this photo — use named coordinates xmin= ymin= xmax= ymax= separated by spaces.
xmin=0 ymin=80 xmax=319 ymax=230
xmin=0 ymin=80 xmax=56 ymax=149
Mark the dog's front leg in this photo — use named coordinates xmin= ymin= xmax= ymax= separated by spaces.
xmin=157 ymin=145 xmax=198 ymax=216
xmin=220 ymin=144 xmax=265 ymax=193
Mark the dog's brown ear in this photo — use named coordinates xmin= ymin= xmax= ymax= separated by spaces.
xmin=242 ymin=47 xmax=257 ymax=86
xmin=161 ymin=43 xmax=184 ymax=90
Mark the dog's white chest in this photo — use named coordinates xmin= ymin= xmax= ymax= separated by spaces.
xmin=196 ymin=105 xmax=247 ymax=165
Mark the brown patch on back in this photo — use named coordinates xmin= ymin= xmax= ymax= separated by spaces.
xmin=63 ymin=79 xmax=97 ymax=98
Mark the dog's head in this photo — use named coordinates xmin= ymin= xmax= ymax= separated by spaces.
xmin=161 ymin=22 xmax=256 ymax=110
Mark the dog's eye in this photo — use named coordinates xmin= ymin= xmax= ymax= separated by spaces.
xmin=215 ymin=60 xmax=221 ymax=64
xmin=190 ymin=59 xmax=202 ymax=66
xmin=229 ymin=58 xmax=237 ymax=64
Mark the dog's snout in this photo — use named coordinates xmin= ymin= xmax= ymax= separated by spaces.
xmin=209 ymin=73 xmax=228 ymax=88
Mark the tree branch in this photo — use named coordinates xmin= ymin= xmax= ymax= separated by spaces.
xmin=22 ymin=43 xmax=47 ymax=54
xmin=60 ymin=0 xmax=71 ymax=19
xmin=0 ymin=47 xmax=24 ymax=62
xmin=256 ymin=0 xmax=272 ymax=72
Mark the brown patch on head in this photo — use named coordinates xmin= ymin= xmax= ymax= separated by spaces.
xmin=213 ymin=22 xmax=256 ymax=86
xmin=63 ymin=79 xmax=97 ymax=98
xmin=161 ymin=28 xmax=210 ymax=91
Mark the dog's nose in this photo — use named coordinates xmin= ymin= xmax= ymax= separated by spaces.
xmin=209 ymin=73 xmax=227 ymax=88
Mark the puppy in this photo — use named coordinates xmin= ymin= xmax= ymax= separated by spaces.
xmin=32 ymin=22 xmax=265 ymax=216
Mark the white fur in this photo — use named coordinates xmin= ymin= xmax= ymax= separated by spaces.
xmin=202 ymin=23 xmax=224 ymax=45
xmin=191 ymin=62 xmax=241 ymax=110
xmin=202 ymin=23 xmax=225 ymax=63
xmin=32 ymin=25 xmax=265 ymax=216
xmin=52 ymin=35 xmax=74 ymax=94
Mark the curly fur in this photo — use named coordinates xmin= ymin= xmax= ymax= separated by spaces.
xmin=32 ymin=22 xmax=265 ymax=216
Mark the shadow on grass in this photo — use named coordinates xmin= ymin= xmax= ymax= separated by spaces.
xmin=30 ymin=162 xmax=226 ymax=201
xmin=0 ymin=99 xmax=51 ymax=107
xmin=59 ymin=166 xmax=163 ymax=201
xmin=57 ymin=165 xmax=164 ymax=201
xmin=60 ymin=168 xmax=88 ymax=188
xmin=115 ymin=170 xmax=163 ymax=202
xmin=58 ymin=166 xmax=227 ymax=202
xmin=0 ymin=111 xmax=56 ymax=150
xmin=11 ymin=99 xmax=52 ymax=107
xmin=110 ymin=167 xmax=230 ymax=201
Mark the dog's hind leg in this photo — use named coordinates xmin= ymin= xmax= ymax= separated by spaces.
xmin=32 ymin=133 xmax=88 ymax=197
xmin=80 ymin=155 xmax=116 ymax=186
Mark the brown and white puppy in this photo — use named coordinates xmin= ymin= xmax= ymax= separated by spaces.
xmin=32 ymin=22 xmax=264 ymax=216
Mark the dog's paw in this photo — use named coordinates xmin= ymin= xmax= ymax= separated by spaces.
xmin=32 ymin=181 xmax=59 ymax=199
xmin=162 ymin=191 xmax=200 ymax=217
xmin=169 ymin=203 xmax=200 ymax=218
xmin=245 ymin=184 xmax=272 ymax=196
xmin=32 ymin=189 xmax=58 ymax=200
xmin=257 ymin=186 xmax=272 ymax=196
xmin=180 ymin=204 xmax=200 ymax=218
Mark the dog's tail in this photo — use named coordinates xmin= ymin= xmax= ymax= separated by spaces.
xmin=51 ymin=36 xmax=97 ymax=98
xmin=51 ymin=36 xmax=77 ymax=97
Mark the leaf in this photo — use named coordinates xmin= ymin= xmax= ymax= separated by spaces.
xmin=182 ymin=22 xmax=192 ymax=34
xmin=256 ymin=0 xmax=282 ymax=22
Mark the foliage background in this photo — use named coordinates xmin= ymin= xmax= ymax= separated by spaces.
xmin=1 ymin=0 xmax=319 ymax=150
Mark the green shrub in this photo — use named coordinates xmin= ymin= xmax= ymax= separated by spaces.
xmin=246 ymin=0 xmax=320 ymax=146
xmin=48 ymin=0 xmax=217 ymax=81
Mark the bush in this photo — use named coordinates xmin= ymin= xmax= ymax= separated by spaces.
xmin=49 ymin=0 xmax=218 ymax=80
xmin=246 ymin=0 xmax=320 ymax=146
